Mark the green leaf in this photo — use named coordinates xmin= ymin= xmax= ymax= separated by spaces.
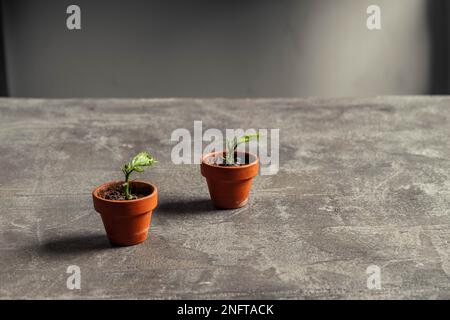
xmin=236 ymin=133 xmax=260 ymax=146
xmin=122 ymin=151 xmax=157 ymax=184
xmin=131 ymin=151 xmax=157 ymax=168
xmin=224 ymin=133 xmax=260 ymax=165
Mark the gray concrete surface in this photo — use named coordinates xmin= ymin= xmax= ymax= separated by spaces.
xmin=0 ymin=97 xmax=449 ymax=299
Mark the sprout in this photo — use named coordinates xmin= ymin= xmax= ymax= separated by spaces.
xmin=121 ymin=152 xmax=157 ymax=200
xmin=225 ymin=133 xmax=260 ymax=165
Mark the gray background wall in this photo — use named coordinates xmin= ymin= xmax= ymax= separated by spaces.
xmin=2 ymin=0 xmax=431 ymax=98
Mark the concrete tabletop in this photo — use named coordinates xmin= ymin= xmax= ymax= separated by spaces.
xmin=1 ymin=97 xmax=449 ymax=299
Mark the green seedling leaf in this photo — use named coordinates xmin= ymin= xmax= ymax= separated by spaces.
xmin=131 ymin=151 xmax=157 ymax=168
xmin=225 ymin=133 xmax=260 ymax=165
xmin=122 ymin=151 xmax=157 ymax=200
xmin=236 ymin=133 xmax=260 ymax=145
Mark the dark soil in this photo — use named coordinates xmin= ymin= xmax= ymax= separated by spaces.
xmin=206 ymin=154 xmax=251 ymax=167
xmin=99 ymin=183 xmax=147 ymax=201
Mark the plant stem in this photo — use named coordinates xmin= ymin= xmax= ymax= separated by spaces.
xmin=225 ymin=138 xmax=237 ymax=165
xmin=124 ymin=171 xmax=132 ymax=200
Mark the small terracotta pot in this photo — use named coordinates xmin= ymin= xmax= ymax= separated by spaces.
xmin=201 ymin=151 xmax=259 ymax=209
xmin=92 ymin=180 xmax=158 ymax=246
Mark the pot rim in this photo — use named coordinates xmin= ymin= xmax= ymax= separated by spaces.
xmin=201 ymin=151 xmax=259 ymax=169
xmin=92 ymin=180 xmax=157 ymax=204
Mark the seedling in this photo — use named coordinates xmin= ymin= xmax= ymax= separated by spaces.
xmin=122 ymin=152 xmax=157 ymax=200
xmin=225 ymin=133 xmax=260 ymax=165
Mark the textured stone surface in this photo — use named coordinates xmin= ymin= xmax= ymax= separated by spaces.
xmin=0 ymin=97 xmax=449 ymax=299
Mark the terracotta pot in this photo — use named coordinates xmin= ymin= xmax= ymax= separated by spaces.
xmin=92 ymin=180 xmax=158 ymax=246
xmin=201 ymin=151 xmax=259 ymax=209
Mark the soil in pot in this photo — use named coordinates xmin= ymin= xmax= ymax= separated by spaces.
xmin=99 ymin=183 xmax=150 ymax=201
xmin=205 ymin=152 xmax=252 ymax=167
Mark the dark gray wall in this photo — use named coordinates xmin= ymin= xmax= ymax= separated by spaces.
xmin=2 ymin=0 xmax=430 ymax=97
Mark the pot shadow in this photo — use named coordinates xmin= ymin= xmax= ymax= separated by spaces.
xmin=157 ymin=198 xmax=216 ymax=215
xmin=39 ymin=234 xmax=113 ymax=256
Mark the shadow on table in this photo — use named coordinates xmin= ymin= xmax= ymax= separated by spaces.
xmin=157 ymin=198 xmax=215 ymax=215
xmin=40 ymin=234 xmax=112 ymax=256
